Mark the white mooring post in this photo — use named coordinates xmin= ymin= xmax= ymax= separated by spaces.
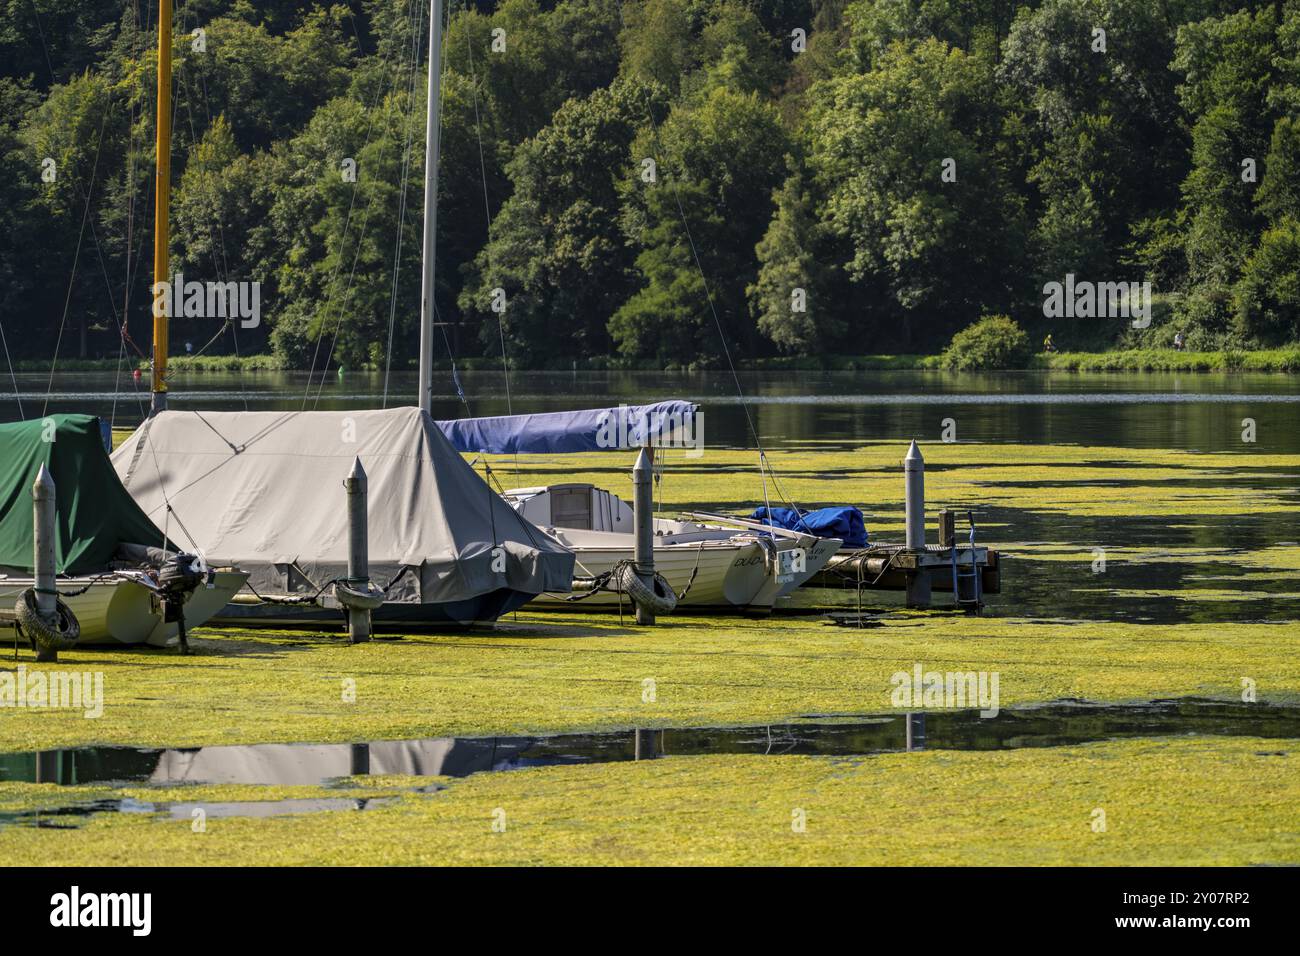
xmin=345 ymin=457 xmax=371 ymax=644
xmin=32 ymin=464 xmax=58 ymax=662
xmin=632 ymin=446 xmax=656 ymax=625
xmin=903 ymin=440 xmax=931 ymax=608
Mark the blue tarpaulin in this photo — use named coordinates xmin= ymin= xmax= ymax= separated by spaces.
xmin=436 ymin=400 xmax=700 ymax=455
xmin=750 ymin=506 xmax=868 ymax=548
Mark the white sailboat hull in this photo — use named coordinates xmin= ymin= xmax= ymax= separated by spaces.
xmin=532 ymin=532 xmax=840 ymax=611
xmin=547 ymin=537 xmax=769 ymax=609
xmin=505 ymin=483 xmax=842 ymax=611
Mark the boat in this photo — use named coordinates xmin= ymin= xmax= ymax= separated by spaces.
xmin=503 ymin=482 xmax=841 ymax=611
xmin=102 ymin=2 xmax=572 ymax=629
xmin=0 ymin=414 xmax=247 ymax=647
xmin=111 ymin=407 xmax=575 ymax=627
xmin=434 ymin=401 xmax=842 ymax=611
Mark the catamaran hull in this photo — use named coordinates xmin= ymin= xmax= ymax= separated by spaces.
xmin=0 ymin=570 xmax=249 ymax=647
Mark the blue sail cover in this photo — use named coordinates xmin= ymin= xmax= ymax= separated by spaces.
xmin=437 ymin=401 xmax=700 ymax=455
xmin=750 ymin=506 xmax=869 ymax=548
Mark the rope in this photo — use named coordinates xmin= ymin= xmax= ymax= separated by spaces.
xmin=40 ymin=103 xmax=113 ymax=418
xmin=0 ymin=317 xmax=21 ymax=420
xmin=239 ymin=565 xmax=413 ymax=607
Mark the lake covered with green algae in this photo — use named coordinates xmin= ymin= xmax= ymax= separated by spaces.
xmin=1 ymin=370 xmax=1297 ymax=863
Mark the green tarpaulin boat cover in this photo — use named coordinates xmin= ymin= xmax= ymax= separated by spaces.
xmin=0 ymin=414 xmax=169 ymax=574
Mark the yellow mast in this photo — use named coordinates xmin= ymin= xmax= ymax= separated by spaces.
xmin=151 ymin=0 xmax=172 ymax=414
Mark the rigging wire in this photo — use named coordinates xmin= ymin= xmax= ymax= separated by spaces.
xmin=463 ymin=10 xmax=510 ymax=418
xmin=0 ymin=319 xmax=21 ymax=420
xmin=112 ymin=0 xmax=146 ymax=430
xmin=382 ymin=0 xmax=428 ymax=407
xmin=630 ymin=81 xmax=808 ymax=518
xmin=174 ymin=0 xmax=251 ymax=410
xmin=41 ymin=105 xmax=113 ymax=419
xmin=29 ymin=0 xmax=121 ymax=418
xmin=306 ymin=0 xmax=421 ymax=408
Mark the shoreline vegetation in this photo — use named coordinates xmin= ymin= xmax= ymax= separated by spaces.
xmin=16 ymin=346 xmax=1300 ymax=375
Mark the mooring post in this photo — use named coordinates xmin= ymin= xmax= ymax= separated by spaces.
xmin=903 ymin=440 xmax=931 ymax=608
xmin=632 ymin=445 xmax=656 ymax=625
xmin=937 ymin=508 xmax=955 ymax=549
xmin=344 ymin=457 xmax=371 ymax=644
xmin=32 ymin=464 xmax=59 ymax=663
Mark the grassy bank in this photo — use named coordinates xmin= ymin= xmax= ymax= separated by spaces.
xmin=1039 ymin=347 xmax=1300 ymax=372
xmin=17 ymin=346 xmax=1300 ymax=373
xmin=2 ymin=737 xmax=1294 ymax=865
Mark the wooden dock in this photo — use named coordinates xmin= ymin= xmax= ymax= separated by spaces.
xmin=810 ymin=544 xmax=1001 ymax=595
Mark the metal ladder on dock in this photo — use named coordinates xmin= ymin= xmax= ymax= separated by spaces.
xmin=948 ymin=510 xmax=983 ymax=612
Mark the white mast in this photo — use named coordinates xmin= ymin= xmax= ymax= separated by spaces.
xmin=418 ymin=0 xmax=443 ymax=416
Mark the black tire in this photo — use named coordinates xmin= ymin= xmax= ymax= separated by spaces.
xmin=14 ymin=589 xmax=80 ymax=653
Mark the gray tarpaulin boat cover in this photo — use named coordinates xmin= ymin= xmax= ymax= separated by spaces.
xmin=110 ymin=408 xmax=574 ymax=607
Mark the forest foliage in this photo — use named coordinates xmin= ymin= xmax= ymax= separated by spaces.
xmin=2 ymin=0 xmax=1298 ymax=371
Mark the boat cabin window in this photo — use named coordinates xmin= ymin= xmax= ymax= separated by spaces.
xmin=549 ymin=487 xmax=593 ymax=530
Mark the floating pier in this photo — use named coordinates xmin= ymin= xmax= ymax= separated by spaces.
xmin=810 ymin=542 xmax=1001 ymax=601
xmin=808 ymin=442 xmax=1001 ymax=610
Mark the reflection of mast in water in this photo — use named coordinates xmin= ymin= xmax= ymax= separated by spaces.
xmin=634 ymin=728 xmax=659 ymax=761
xmin=350 ymin=743 xmax=370 ymax=776
xmin=905 ymin=713 xmax=926 ymax=752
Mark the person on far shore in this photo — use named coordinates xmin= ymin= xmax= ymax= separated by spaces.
xmin=1173 ymin=331 xmax=1185 ymax=351
xmin=1043 ymin=333 xmax=1057 ymax=353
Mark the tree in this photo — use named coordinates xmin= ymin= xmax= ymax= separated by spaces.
xmin=458 ymin=80 xmax=665 ymax=365
xmin=749 ymin=165 xmax=845 ymax=353
xmin=611 ymin=84 xmax=790 ymax=363
xmin=1172 ymin=7 xmax=1279 ymax=338
xmin=809 ymin=37 xmax=1025 ymax=349
xmin=1000 ymin=0 xmax=1188 ymax=314
xmin=1234 ymin=218 xmax=1300 ymax=344
xmin=618 ymin=0 xmax=696 ymax=93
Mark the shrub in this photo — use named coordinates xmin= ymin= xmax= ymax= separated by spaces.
xmin=939 ymin=315 xmax=1032 ymax=370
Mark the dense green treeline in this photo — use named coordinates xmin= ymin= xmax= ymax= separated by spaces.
xmin=1 ymin=0 xmax=1298 ymax=371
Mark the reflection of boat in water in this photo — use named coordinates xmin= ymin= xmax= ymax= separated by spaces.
xmin=0 ymin=737 xmax=588 ymax=787
xmin=0 ymin=415 xmax=247 ymax=647
xmin=147 ymin=738 xmax=541 ymax=783
xmin=504 ymin=483 xmax=841 ymax=611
